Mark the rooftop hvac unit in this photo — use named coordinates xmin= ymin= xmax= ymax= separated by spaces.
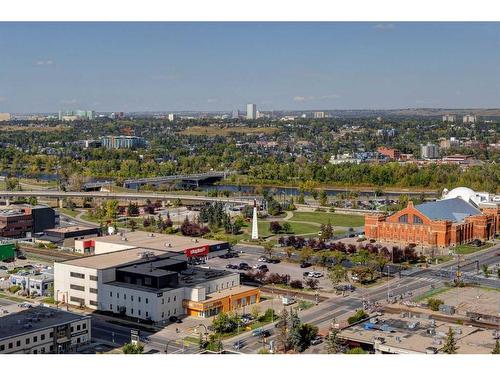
xmin=23 ymin=323 xmax=32 ymax=329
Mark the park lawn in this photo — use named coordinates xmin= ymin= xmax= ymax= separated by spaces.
xmin=58 ymin=208 xmax=80 ymax=218
xmin=255 ymin=221 xmax=320 ymax=238
xmin=454 ymin=242 xmax=493 ymax=255
xmin=289 ymin=211 xmax=364 ymax=227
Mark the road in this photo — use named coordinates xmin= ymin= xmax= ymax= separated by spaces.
xmin=222 ymin=243 xmax=500 ymax=353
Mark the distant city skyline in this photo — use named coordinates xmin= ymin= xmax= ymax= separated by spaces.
xmin=1 ymin=22 xmax=500 ymax=113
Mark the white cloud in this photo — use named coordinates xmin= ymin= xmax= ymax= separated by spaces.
xmin=35 ymin=59 xmax=54 ymax=66
xmin=373 ymin=23 xmax=395 ymax=30
xmin=293 ymin=95 xmax=314 ymax=102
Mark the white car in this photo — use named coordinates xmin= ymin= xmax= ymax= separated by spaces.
xmin=258 ymin=257 xmax=267 ymax=262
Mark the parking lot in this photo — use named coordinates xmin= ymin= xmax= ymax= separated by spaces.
xmin=206 ymin=247 xmax=333 ymax=291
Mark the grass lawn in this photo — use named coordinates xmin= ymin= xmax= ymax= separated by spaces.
xmin=289 ymin=211 xmax=364 ymax=227
xmin=454 ymin=242 xmax=493 ymax=255
xmin=255 ymin=221 xmax=320 ymax=238
xmin=58 ymin=208 xmax=80 ymax=218
xmin=0 ymin=292 xmax=29 ymax=303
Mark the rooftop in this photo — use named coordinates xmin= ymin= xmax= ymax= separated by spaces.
xmin=415 ymin=197 xmax=482 ymax=223
xmin=0 ymin=304 xmax=88 ymax=340
xmin=44 ymin=225 xmax=96 ymax=234
xmin=339 ymin=311 xmax=498 ymax=354
xmin=58 ymin=248 xmax=182 ymax=269
xmin=87 ymin=231 xmax=227 ymax=253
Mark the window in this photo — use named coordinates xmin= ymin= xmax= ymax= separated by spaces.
xmin=49 ymin=332 xmax=54 ymax=338
xmin=70 ymin=272 xmax=85 ymax=279
xmin=89 ymin=275 xmax=98 ymax=281
xmin=398 ymin=214 xmax=408 ymax=224
xmin=110 ymin=291 xmax=113 ymax=297
xmin=77 ymin=325 xmax=81 ymax=331
xmin=138 ymin=297 xmax=141 ymax=303
xmin=124 ymin=294 xmax=126 ymax=300
xmin=34 ymin=336 xmax=38 ymax=343
xmin=131 ymin=295 xmax=134 ymax=302
xmin=110 ymin=304 xmax=113 ymax=310
xmin=413 ymin=215 xmax=423 ymax=225
xmin=131 ymin=308 xmax=134 ymax=314
xmin=173 ymin=296 xmax=176 ymax=302
xmin=77 ymin=338 xmax=81 ymax=344
xmin=167 ymin=297 xmax=170 ymax=303
xmin=50 ymin=345 xmax=54 ymax=352
xmin=70 ymin=296 xmax=85 ymax=304
xmin=41 ymin=334 xmax=45 ymax=340
xmin=89 ymin=288 xmax=98 ymax=294
xmin=117 ymin=293 xmax=120 ymax=299
xmin=70 ymin=284 xmax=85 ymax=292
xmin=174 ymin=308 xmax=176 ymax=314
xmin=146 ymin=311 xmax=149 ymax=317
xmin=89 ymin=300 xmax=98 ymax=306
xmin=144 ymin=277 xmax=152 ymax=286
xmin=161 ymin=298 xmax=164 ymax=305
xmin=8 ymin=342 xmax=13 ymax=349
xmin=41 ymin=347 xmax=45 ymax=354
xmin=138 ymin=310 xmax=141 ymax=316
xmin=83 ymin=323 xmax=87 ymax=330
xmin=161 ymin=312 xmax=164 ymax=318
xmin=145 ymin=298 xmax=149 ymax=304
xmin=0 ymin=344 xmax=4 ymax=351
xmin=25 ymin=338 xmax=30 ymax=345
xmin=33 ymin=349 xmax=37 ymax=354
xmin=71 ymin=327 xmax=74 ymax=333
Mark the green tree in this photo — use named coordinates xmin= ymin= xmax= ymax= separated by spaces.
xmin=299 ymin=247 xmax=313 ymax=263
xmin=319 ymin=190 xmax=328 ymax=206
xmin=427 ymin=298 xmax=444 ymax=312
xmin=328 ymin=264 xmax=348 ymax=287
xmin=492 ymin=339 xmax=500 ymax=354
xmin=122 ymin=342 xmax=144 ymax=354
xmin=105 ymin=199 xmax=119 ymax=220
xmin=442 ymin=327 xmax=458 ymax=354
xmin=326 ymin=321 xmax=343 ymax=354
xmin=346 ymin=347 xmax=366 ymax=354
xmin=282 ymin=222 xmax=292 ymax=234
xmin=263 ymin=242 xmax=274 ymax=258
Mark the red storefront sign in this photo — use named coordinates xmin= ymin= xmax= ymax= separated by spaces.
xmin=83 ymin=240 xmax=95 ymax=248
xmin=185 ymin=245 xmax=209 ymax=258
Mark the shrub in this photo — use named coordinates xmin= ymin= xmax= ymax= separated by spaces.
xmin=9 ymin=285 xmax=21 ymax=294
xmin=347 ymin=310 xmax=368 ymax=325
xmin=427 ymin=298 xmax=444 ymax=311
xmin=290 ymin=279 xmax=303 ymax=289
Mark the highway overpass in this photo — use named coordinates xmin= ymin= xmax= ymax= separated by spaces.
xmin=0 ymin=190 xmax=252 ymax=206
xmin=122 ymin=171 xmax=231 ymax=189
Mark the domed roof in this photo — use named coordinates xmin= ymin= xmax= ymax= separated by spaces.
xmin=443 ymin=187 xmax=476 ymax=203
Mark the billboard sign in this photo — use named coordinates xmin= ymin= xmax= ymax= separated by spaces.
xmin=185 ymin=245 xmax=209 ymax=258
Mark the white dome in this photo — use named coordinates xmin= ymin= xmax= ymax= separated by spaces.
xmin=443 ymin=187 xmax=476 ymax=203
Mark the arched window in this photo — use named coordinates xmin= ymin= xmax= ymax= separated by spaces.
xmin=413 ymin=215 xmax=423 ymax=225
xmin=398 ymin=214 xmax=408 ymax=223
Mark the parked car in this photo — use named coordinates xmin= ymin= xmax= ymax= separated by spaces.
xmin=17 ymin=255 xmax=27 ymax=260
xmin=225 ymin=264 xmax=235 ymax=269
xmin=300 ymin=262 xmax=312 ymax=268
xmin=268 ymin=258 xmax=280 ymax=264
xmin=169 ymin=316 xmax=179 ymax=323
xmin=24 ymin=265 xmax=34 ymax=270
xmin=252 ymin=328 xmax=263 ymax=336
xmin=0 ymin=266 xmax=8 ymax=270
xmin=238 ymin=263 xmax=251 ymax=270
xmin=258 ymin=265 xmax=269 ymax=272
xmin=303 ymin=271 xmax=310 ymax=277
xmin=260 ymin=330 xmax=271 ymax=338
xmin=311 ymin=336 xmax=323 ymax=345
xmin=258 ymin=256 xmax=268 ymax=262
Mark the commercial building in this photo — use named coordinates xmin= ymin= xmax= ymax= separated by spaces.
xmin=101 ymin=135 xmax=145 ymax=149
xmin=0 ymin=113 xmax=11 ymax=122
xmin=167 ymin=113 xmax=177 ymax=122
xmin=0 ymin=304 xmax=90 ymax=354
xmin=0 ymin=205 xmax=56 ymax=238
xmin=313 ymin=111 xmax=325 ymax=119
xmin=34 ymin=225 xmax=100 ymax=248
xmin=73 ymin=231 xmax=229 ymax=256
xmin=420 ymin=143 xmax=439 ymax=159
xmin=365 ymin=187 xmax=500 ymax=249
xmin=246 ymin=103 xmax=257 ymax=120
xmin=439 ymin=137 xmax=460 ymax=149
xmin=377 ymin=147 xmax=401 ymax=160
xmin=338 ymin=310 xmax=498 ymax=354
xmin=54 ymin=246 xmax=260 ymax=322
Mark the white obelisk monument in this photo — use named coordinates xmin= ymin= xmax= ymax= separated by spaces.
xmin=251 ymin=199 xmax=259 ymax=240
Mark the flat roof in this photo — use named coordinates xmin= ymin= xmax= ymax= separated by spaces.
xmin=58 ymin=248 xmax=181 ymax=269
xmin=45 ymin=225 xmax=96 ymax=234
xmin=339 ymin=311 xmax=496 ymax=354
xmin=88 ymin=231 xmax=227 ymax=253
xmin=0 ymin=304 xmax=88 ymax=340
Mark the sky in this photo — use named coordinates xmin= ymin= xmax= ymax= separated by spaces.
xmin=0 ymin=22 xmax=500 ymax=113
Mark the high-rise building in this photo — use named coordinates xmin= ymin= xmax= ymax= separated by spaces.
xmin=167 ymin=113 xmax=177 ymax=122
xmin=463 ymin=114 xmax=477 ymax=124
xmin=442 ymin=114 xmax=456 ymax=122
xmin=246 ymin=103 xmax=257 ymax=120
xmin=101 ymin=135 xmax=145 ymax=149
xmin=0 ymin=113 xmax=11 ymax=122
xmin=231 ymin=110 xmax=240 ymax=119
xmin=313 ymin=111 xmax=325 ymax=119
xmin=420 ymin=143 xmax=439 ymax=159
xmin=58 ymin=110 xmax=95 ymax=121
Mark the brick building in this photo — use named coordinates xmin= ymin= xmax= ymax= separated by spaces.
xmin=377 ymin=147 xmax=401 ymax=160
xmin=365 ymin=190 xmax=500 ymax=249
